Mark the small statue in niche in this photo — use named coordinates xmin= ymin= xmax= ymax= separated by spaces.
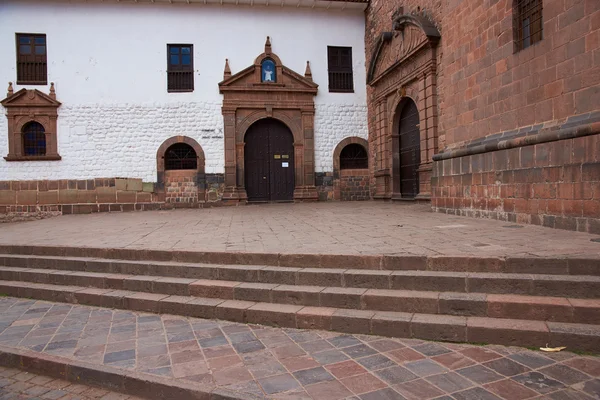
xmin=262 ymin=59 xmax=276 ymax=83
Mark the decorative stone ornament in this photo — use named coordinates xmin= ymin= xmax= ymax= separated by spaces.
xmin=218 ymin=37 xmax=319 ymax=203
xmin=1 ymin=87 xmax=61 ymax=161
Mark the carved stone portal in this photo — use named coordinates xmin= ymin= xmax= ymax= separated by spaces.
xmin=219 ymin=37 xmax=319 ymax=202
xmin=368 ymin=13 xmax=440 ymax=200
xmin=1 ymin=84 xmax=61 ymax=161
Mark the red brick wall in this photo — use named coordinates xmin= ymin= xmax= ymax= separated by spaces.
xmin=164 ymin=170 xmax=199 ymax=206
xmin=432 ymin=133 xmax=600 ymax=234
xmin=339 ymin=169 xmax=370 ymax=201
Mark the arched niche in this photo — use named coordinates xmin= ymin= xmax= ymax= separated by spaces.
xmin=156 ymin=136 xmax=206 ymax=206
xmin=332 ymin=137 xmax=370 ymax=201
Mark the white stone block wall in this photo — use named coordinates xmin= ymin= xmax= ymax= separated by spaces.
xmin=0 ymin=103 xmax=224 ymax=182
xmin=314 ymin=104 xmax=369 ymax=173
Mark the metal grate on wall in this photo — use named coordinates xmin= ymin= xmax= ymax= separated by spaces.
xmin=164 ymin=143 xmax=197 ymax=170
xmin=22 ymin=122 xmax=46 ymax=156
xmin=515 ymin=0 xmax=543 ymax=51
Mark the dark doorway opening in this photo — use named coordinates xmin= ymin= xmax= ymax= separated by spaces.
xmin=397 ymin=99 xmax=421 ymax=198
xmin=244 ymin=118 xmax=295 ymax=202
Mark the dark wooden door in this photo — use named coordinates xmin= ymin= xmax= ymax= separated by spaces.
xmin=399 ymin=100 xmax=421 ymax=198
xmin=245 ymin=119 xmax=295 ymax=202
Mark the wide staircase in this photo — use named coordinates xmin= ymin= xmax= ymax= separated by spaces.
xmin=0 ymin=245 xmax=598 ymax=352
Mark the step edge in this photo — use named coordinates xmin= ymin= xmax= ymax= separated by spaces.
xmin=0 ymin=344 xmax=254 ymax=400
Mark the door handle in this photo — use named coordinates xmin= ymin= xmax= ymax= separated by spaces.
xmin=263 ymin=176 xmax=267 ymax=180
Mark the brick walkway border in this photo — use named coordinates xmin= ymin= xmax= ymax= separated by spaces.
xmin=0 ymin=345 xmax=253 ymax=400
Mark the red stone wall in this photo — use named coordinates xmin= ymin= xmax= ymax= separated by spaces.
xmin=339 ymin=169 xmax=370 ymax=201
xmin=432 ymin=132 xmax=600 ymax=233
xmin=164 ymin=170 xmax=199 ymax=206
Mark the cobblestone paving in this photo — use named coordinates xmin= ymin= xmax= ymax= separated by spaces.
xmin=0 ymin=203 xmax=599 ymax=258
xmin=0 ymin=366 xmax=143 ymax=400
xmin=0 ymin=297 xmax=598 ymax=400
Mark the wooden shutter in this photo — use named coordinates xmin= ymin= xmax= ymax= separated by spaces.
xmin=167 ymin=44 xmax=194 ymax=92
xmin=327 ymin=46 xmax=354 ymax=93
xmin=16 ymin=33 xmax=47 ymax=85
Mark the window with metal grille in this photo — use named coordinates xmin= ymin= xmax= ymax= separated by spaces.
xmin=22 ymin=121 xmax=46 ymax=156
xmin=164 ymin=143 xmax=197 ymax=170
xmin=515 ymin=0 xmax=543 ymax=51
xmin=340 ymin=143 xmax=368 ymax=169
xmin=327 ymin=46 xmax=354 ymax=93
xmin=16 ymin=33 xmax=47 ymax=85
xmin=167 ymin=44 xmax=194 ymax=92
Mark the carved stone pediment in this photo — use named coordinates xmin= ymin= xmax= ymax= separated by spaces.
xmin=1 ymin=88 xmax=61 ymax=109
xmin=368 ymin=13 xmax=441 ymax=85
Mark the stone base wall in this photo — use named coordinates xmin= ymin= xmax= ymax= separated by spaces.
xmin=164 ymin=170 xmax=199 ymax=205
xmin=0 ymin=177 xmax=163 ymax=218
xmin=432 ymin=129 xmax=600 ymax=234
xmin=315 ymin=172 xmax=334 ymax=201
xmin=338 ymin=169 xmax=370 ymax=201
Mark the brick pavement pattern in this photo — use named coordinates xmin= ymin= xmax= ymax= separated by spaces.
xmin=0 ymin=366 xmax=143 ymax=400
xmin=0 ymin=203 xmax=598 ymax=258
xmin=0 ymin=297 xmax=598 ymax=400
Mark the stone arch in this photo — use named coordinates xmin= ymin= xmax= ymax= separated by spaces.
xmin=156 ymin=136 xmax=206 ymax=206
xmin=236 ymin=110 xmax=302 ymax=144
xmin=332 ymin=137 xmax=370 ymax=201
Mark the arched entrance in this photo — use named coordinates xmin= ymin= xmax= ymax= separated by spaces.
xmin=244 ymin=118 xmax=295 ymax=202
xmin=395 ymin=99 xmax=421 ymax=198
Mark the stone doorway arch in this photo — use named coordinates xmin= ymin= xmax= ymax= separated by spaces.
xmin=218 ymin=37 xmax=318 ymax=203
xmin=368 ymin=12 xmax=441 ymax=201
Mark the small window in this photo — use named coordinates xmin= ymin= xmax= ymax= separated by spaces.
xmin=22 ymin=121 xmax=46 ymax=156
xmin=327 ymin=46 xmax=354 ymax=93
xmin=165 ymin=143 xmax=197 ymax=170
xmin=515 ymin=0 xmax=543 ymax=51
xmin=340 ymin=143 xmax=368 ymax=169
xmin=16 ymin=33 xmax=47 ymax=85
xmin=261 ymin=59 xmax=276 ymax=83
xmin=167 ymin=44 xmax=194 ymax=92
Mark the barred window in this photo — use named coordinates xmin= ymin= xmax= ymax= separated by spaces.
xmin=164 ymin=143 xmax=197 ymax=170
xmin=515 ymin=0 xmax=543 ymax=51
xmin=16 ymin=33 xmax=47 ymax=85
xmin=327 ymin=46 xmax=354 ymax=93
xmin=22 ymin=121 xmax=46 ymax=156
xmin=167 ymin=44 xmax=194 ymax=92
xmin=340 ymin=143 xmax=368 ymax=169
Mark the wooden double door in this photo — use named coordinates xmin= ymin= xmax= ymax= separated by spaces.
xmin=244 ymin=118 xmax=295 ymax=202
xmin=398 ymin=100 xmax=421 ymax=198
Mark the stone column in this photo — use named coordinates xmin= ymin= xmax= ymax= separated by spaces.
xmin=221 ymin=110 xmax=241 ymax=201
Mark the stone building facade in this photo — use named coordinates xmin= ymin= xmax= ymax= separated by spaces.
xmin=1 ymin=0 xmax=599 ymax=233
xmin=0 ymin=0 xmax=370 ymax=216
xmin=366 ymin=0 xmax=600 ymax=233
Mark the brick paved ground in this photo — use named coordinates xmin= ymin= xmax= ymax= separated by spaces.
xmin=0 ymin=297 xmax=598 ymax=400
xmin=0 ymin=203 xmax=598 ymax=257
xmin=0 ymin=366 xmax=143 ymax=400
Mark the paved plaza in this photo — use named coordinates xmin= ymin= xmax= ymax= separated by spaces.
xmin=0 ymin=203 xmax=599 ymax=258
xmin=0 ymin=297 xmax=598 ymax=400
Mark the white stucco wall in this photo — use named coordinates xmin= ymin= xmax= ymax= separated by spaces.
xmin=0 ymin=1 xmax=367 ymax=181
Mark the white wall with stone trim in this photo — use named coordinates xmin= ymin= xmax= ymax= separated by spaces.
xmin=314 ymin=104 xmax=368 ymax=173
xmin=0 ymin=0 xmax=367 ymax=181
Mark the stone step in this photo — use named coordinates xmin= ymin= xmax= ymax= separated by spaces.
xmin=1 ymin=267 xmax=599 ymax=324
xmin=0 ymin=280 xmax=597 ymax=352
xmin=2 ymin=254 xmax=599 ymax=298
xmin=1 ymin=245 xmax=599 ymax=275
